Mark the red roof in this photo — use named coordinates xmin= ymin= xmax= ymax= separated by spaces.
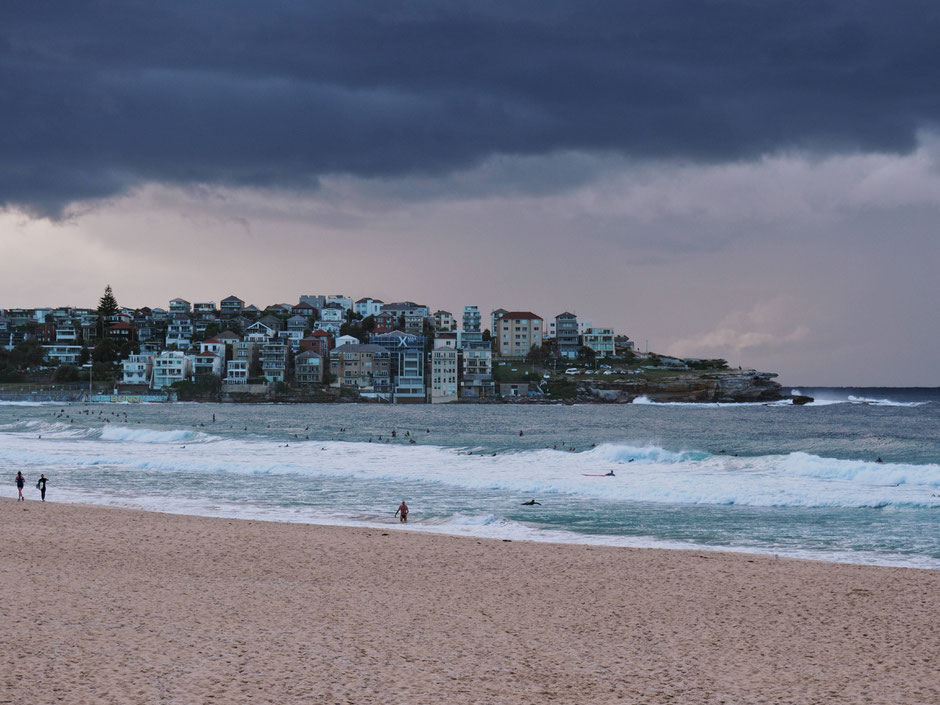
xmin=501 ymin=311 xmax=543 ymax=321
xmin=202 ymin=338 xmax=221 ymax=344
xmin=109 ymin=321 xmax=133 ymax=330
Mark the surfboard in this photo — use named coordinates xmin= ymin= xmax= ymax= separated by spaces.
xmin=582 ymin=473 xmax=614 ymax=477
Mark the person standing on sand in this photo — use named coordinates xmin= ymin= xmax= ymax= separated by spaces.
xmin=395 ymin=501 xmax=409 ymax=523
xmin=36 ymin=474 xmax=48 ymax=502
xmin=15 ymin=471 xmax=25 ymax=501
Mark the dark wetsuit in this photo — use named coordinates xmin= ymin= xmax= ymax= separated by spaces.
xmin=37 ymin=476 xmax=47 ymax=500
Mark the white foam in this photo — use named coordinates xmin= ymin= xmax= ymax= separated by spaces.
xmin=791 ymin=390 xmax=930 ymax=407
xmin=2 ymin=433 xmax=938 ymax=509
xmin=99 ymin=425 xmax=220 ymax=444
xmin=631 ymin=394 xmax=792 ymax=407
xmin=30 ymin=489 xmax=940 ymax=570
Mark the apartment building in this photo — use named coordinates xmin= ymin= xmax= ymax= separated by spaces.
xmin=122 ymin=353 xmax=153 ymax=385
xmin=555 ymin=312 xmax=579 ymax=359
xmin=169 ymin=298 xmax=191 ymax=315
xmin=220 ymin=295 xmax=244 ymax=316
xmin=495 ymin=312 xmax=543 ymax=357
xmin=151 ymin=351 xmax=192 ymax=389
xmin=329 ymin=343 xmax=391 ymax=399
xmin=294 ymin=350 xmax=324 ymax=385
xmin=370 ymin=330 xmax=426 ymax=402
xmin=582 ymin=327 xmax=616 ymax=356
xmin=260 ymin=342 xmax=291 ymax=383
xmin=355 ymin=297 xmax=384 ymax=318
xmin=429 ymin=345 xmax=459 ymax=403
xmin=433 ymin=310 xmax=455 ymax=331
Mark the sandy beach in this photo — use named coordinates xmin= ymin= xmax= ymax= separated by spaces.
xmin=0 ymin=499 xmax=936 ymax=704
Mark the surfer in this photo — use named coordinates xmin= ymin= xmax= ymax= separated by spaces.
xmin=395 ymin=501 xmax=409 ymax=522
xmin=36 ymin=474 xmax=48 ymax=501
xmin=15 ymin=471 xmax=25 ymax=501
xmin=605 ymin=470 xmax=615 ymax=476
xmin=876 ymin=457 xmax=884 ymax=463
xmin=521 ymin=499 xmax=541 ymax=506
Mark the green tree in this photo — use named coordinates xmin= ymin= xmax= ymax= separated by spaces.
xmin=54 ymin=364 xmax=81 ymax=382
xmin=92 ymin=338 xmax=123 ymax=364
xmin=577 ymin=345 xmax=596 ymax=363
xmin=10 ymin=339 xmax=44 ymax=369
xmin=526 ymin=343 xmax=552 ymax=368
xmin=98 ymin=285 xmax=119 ymax=318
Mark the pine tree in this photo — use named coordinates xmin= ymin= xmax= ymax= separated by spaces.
xmin=98 ymin=285 xmax=118 ymax=318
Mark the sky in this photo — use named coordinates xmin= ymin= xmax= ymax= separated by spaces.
xmin=1 ymin=1 xmax=939 ymax=386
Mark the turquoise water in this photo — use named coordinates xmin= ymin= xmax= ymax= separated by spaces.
xmin=2 ymin=390 xmax=938 ymax=568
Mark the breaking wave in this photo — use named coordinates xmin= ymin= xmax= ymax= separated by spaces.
xmin=3 ymin=433 xmax=938 ymax=509
xmin=99 ymin=426 xmax=220 ymax=443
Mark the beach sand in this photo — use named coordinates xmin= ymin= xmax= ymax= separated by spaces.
xmin=1 ymin=500 xmax=936 ymax=704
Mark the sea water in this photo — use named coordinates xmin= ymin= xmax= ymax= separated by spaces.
xmin=2 ymin=389 xmax=938 ymax=569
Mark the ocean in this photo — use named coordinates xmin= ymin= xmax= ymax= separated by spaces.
xmin=2 ymin=388 xmax=938 ymax=569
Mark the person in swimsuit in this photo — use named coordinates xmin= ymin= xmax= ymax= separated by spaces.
xmin=15 ymin=471 xmax=25 ymax=501
xmin=394 ymin=501 xmax=409 ymax=522
xmin=36 ymin=474 xmax=48 ymax=502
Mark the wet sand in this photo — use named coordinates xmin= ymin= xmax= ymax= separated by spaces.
xmin=1 ymin=499 xmax=937 ymax=704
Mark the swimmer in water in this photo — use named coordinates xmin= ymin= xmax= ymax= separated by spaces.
xmin=521 ymin=499 xmax=541 ymax=506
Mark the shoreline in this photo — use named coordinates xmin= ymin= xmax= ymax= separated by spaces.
xmin=3 ymin=499 xmax=937 ymax=704
xmin=19 ymin=494 xmax=940 ymax=571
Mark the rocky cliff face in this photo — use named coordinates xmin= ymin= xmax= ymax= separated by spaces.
xmin=584 ymin=370 xmax=785 ymax=403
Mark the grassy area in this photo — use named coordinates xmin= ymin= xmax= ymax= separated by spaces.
xmin=492 ymin=364 xmax=541 ymax=383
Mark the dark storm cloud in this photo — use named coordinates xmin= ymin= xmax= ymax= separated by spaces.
xmin=2 ymin=0 xmax=940 ymax=215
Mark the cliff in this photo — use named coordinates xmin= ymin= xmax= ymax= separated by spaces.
xmin=575 ymin=370 xmax=788 ymax=404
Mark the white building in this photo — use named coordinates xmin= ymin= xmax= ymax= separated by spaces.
xmin=122 ymin=354 xmax=153 ymax=385
xmin=166 ymin=320 xmax=194 ymax=350
xmin=334 ymin=334 xmax=359 ymax=347
xmin=582 ymin=327 xmax=616 ymax=356
xmin=54 ymin=324 xmax=78 ymax=343
xmin=260 ymin=342 xmax=290 ymax=382
xmin=318 ymin=305 xmax=345 ymax=333
xmin=355 ymin=297 xmax=384 ymax=318
xmin=42 ymin=345 xmax=83 ymax=365
xmin=326 ymin=294 xmax=353 ymax=311
xmin=225 ymin=359 xmax=249 ymax=384
xmin=192 ymin=351 xmax=224 ymax=378
xmin=245 ymin=320 xmax=277 ymax=342
xmin=151 ymin=351 xmax=193 ymax=389
xmin=429 ymin=346 xmax=459 ymax=403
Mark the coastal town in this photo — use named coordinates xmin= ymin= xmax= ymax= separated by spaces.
xmin=0 ymin=287 xmax=786 ymax=403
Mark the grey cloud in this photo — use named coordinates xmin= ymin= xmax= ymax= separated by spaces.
xmin=3 ymin=1 xmax=940 ymax=215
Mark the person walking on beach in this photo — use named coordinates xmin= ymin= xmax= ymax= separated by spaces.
xmin=15 ymin=471 xmax=25 ymax=501
xmin=395 ymin=501 xmax=409 ymax=523
xmin=36 ymin=474 xmax=48 ymax=502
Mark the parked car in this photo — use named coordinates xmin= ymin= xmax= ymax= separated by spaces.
xmin=564 ymin=368 xmax=579 ymax=374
